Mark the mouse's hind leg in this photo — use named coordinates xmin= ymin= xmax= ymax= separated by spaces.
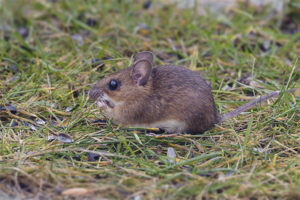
xmin=153 ymin=120 xmax=186 ymax=134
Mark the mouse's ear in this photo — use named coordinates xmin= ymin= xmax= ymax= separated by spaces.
xmin=133 ymin=51 xmax=154 ymax=64
xmin=132 ymin=59 xmax=152 ymax=86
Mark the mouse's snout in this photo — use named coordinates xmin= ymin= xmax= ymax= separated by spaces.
xmin=89 ymin=86 xmax=104 ymax=100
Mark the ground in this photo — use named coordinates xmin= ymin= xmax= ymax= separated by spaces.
xmin=0 ymin=0 xmax=300 ymax=199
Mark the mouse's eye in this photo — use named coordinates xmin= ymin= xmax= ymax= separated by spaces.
xmin=108 ymin=79 xmax=118 ymax=90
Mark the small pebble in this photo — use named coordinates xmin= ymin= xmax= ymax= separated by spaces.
xmin=68 ymin=83 xmax=79 ymax=98
xmin=28 ymin=123 xmax=38 ymax=131
xmin=11 ymin=76 xmax=20 ymax=82
xmin=10 ymin=121 xmax=18 ymax=127
xmin=74 ymin=154 xmax=81 ymax=161
xmin=72 ymin=34 xmax=84 ymax=46
xmin=47 ymin=135 xmax=57 ymax=142
xmin=167 ymin=147 xmax=176 ymax=163
xmin=65 ymin=104 xmax=79 ymax=113
xmin=259 ymin=40 xmax=271 ymax=52
xmin=65 ymin=107 xmax=73 ymax=113
xmin=11 ymin=65 xmax=18 ymax=73
xmin=35 ymin=119 xmax=46 ymax=125
xmin=87 ymin=152 xmax=100 ymax=161
xmin=17 ymin=27 xmax=29 ymax=38
xmin=55 ymin=186 xmax=63 ymax=195
xmin=0 ymin=104 xmax=17 ymax=114
xmin=57 ymin=133 xmax=73 ymax=143
xmin=86 ymin=18 xmax=97 ymax=27
xmin=73 ymin=90 xmax=79 ymax=98
xmin=143 ymin=0 xmax=151 ymax=9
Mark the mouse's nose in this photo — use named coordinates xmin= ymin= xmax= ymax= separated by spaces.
xmin=89 ymin=87 xmax=104 ymax=100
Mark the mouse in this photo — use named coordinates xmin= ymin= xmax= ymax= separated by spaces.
xmin=89 ymin=51 xmax=296 ymax=134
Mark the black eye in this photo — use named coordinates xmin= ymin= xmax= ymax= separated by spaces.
xmin=108 ymin=79 xmax=118 ymax=90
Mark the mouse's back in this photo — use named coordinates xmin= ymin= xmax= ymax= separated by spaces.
xmin=89 ymin=51 xmax=220 ymax=134
xmin=149 ymin=65 xmax=220 ymax=133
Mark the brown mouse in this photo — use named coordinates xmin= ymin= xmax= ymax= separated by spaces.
xmin=89 ymin=51 xmax=296 ymax=134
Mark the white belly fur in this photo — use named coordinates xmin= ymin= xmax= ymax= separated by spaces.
xmin=132 ymin=120 xmax=186 ymax=133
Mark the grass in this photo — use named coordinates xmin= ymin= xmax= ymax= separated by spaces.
xmin=0 ymin=0 xmax=300 ymax=199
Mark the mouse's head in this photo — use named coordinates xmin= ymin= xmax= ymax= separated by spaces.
xmin=89 ymin=51 xmax=154 ymax=114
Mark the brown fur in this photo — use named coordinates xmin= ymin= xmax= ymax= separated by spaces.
xmin=89 ymin=52 xmax=220 ymax=134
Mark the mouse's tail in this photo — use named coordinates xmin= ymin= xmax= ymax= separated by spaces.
xmin=220 ymin=88 xmax=297 ymax=123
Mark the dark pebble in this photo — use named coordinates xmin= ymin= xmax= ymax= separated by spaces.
xmin=50 ymin=115 xmax=63 ymax=121
xmin=243 ymin=89 xmax=256 ymax=96
xmin=73 ymin=90 xmax=79 ymax=98
xmin=17 ymin=27 xmax=29 ymax=38
xmin=55 ymin=187 xmax=63 ymax=195
xmin=87 ymin=152 xmax=100 ymax=162
xmin=11 ymin=76 xmax=20 ymax=82
xmin=19 ymin=181 xmax=32 ymax=192
xmin=4 ymin=34 xmax=10 ymax=41
xmin=11 ymin=65 xmax=18 ymax=73
xmin=10 ymin=121 xmax=18 ymax=127
xmin=73 ymin=154 xmax=81 ymax=161
xmin=112 ymin=67 xmax=117 ymax=72
xmin=95 ymin=174 xmax=108 ymax=179
xmin=91 ymin=119 xmax=107 ymax=124
xmin=143 ymin=0 xmax=152 ymax=9
xmin=86 ymin=18 xmax=97 ymax=27
xmin=77 ymin=12 xmax=84 ymax=21
xmin=0 ymin=104 xmax=17 ymax=114
xmin=217 ymin=189 xmax=223 ymax=193
xmin=102 ymin=56 xmax=113 ymax=60
xmin=91 ymin=59 xmax=105 ymax=69
xmin=280 ymin=14 xmax=298 ymax=34
xmin=259 ymin=40 xmax=271 ymax=52
xmin=68 ymin=83 xmax=79 ymax=98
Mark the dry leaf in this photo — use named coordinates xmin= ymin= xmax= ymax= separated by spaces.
xmin=62 ymin=188 xmax=93 ymax=196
